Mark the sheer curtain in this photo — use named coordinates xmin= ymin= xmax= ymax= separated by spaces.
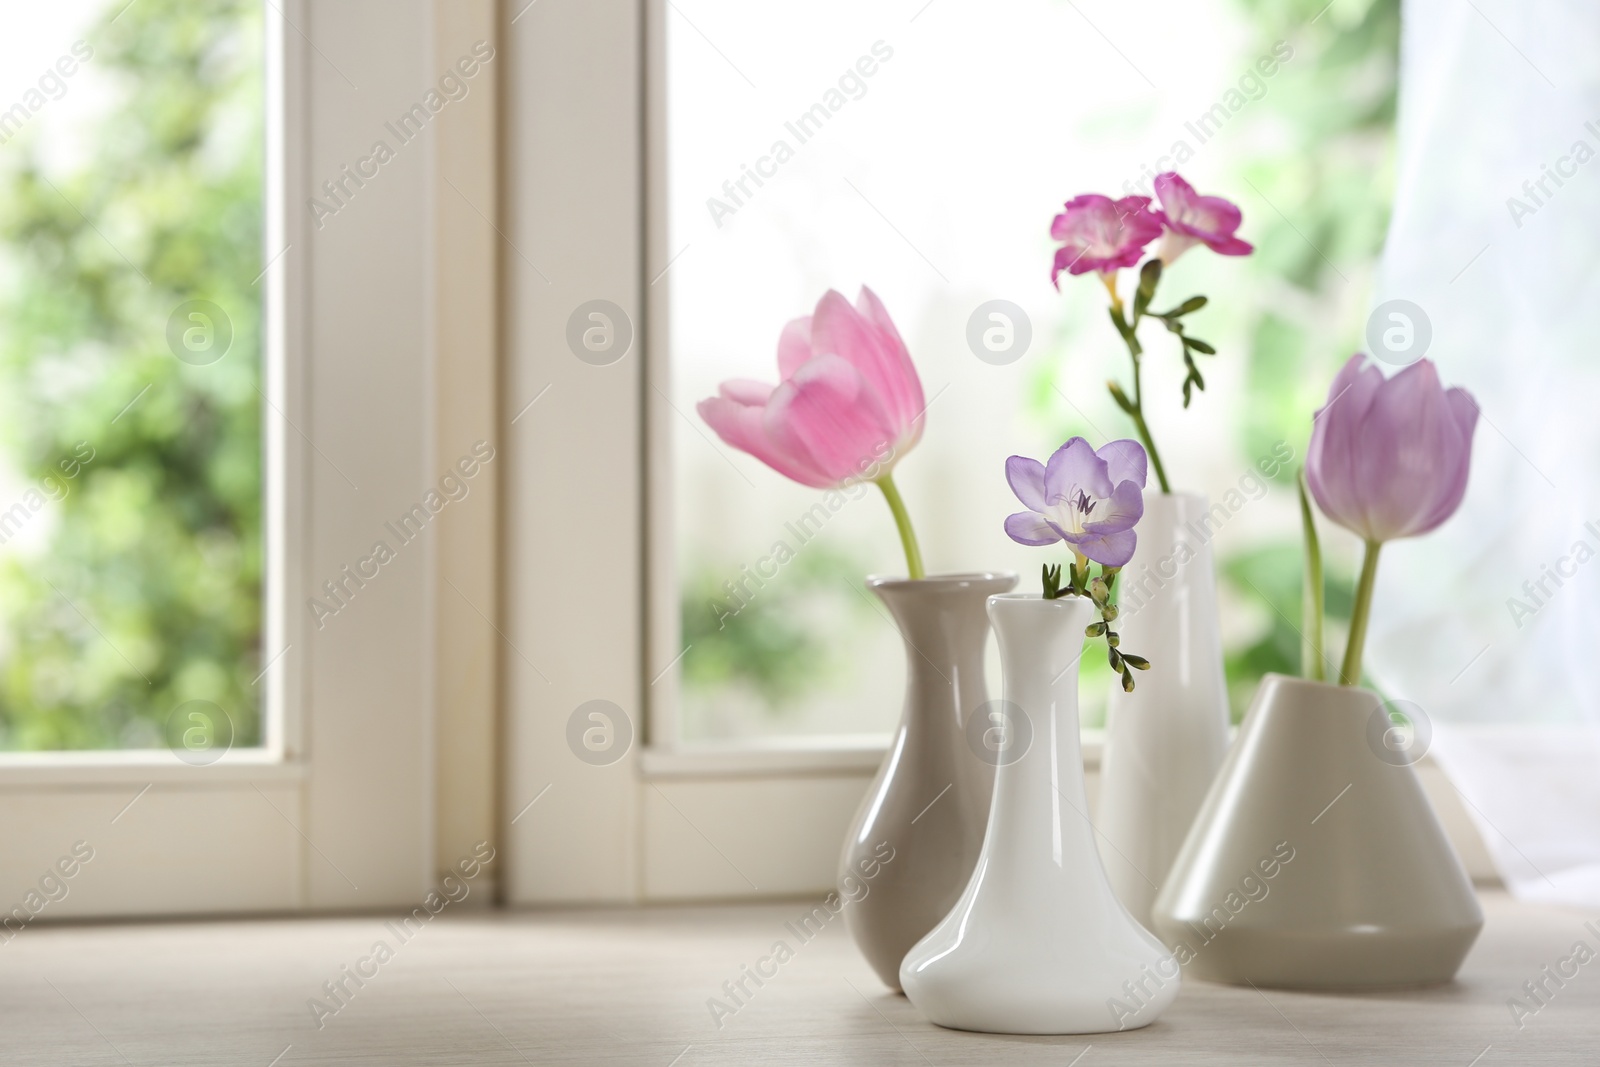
xmin=1372 ymin=0 xmax=1600 ymax=906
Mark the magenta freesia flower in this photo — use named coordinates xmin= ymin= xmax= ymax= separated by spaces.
xmin=1151 ymin=172 xmax=1253 ymax=264
xmin=1050 ymin=194 xmax=1163 ymax=287
xmin=1306 ymin=354 xmax=1479 ymax=544
xmin=697 ymin=287 xmax=925 ymax=489
xmin=1004 ymin=437 xmax=1148 ymax=567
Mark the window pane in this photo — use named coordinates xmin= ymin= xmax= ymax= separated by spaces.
xmin=666 ymin=1 xmax=1396 ymax=743
xmin=0 ymin=0 xmax=264 ymax=751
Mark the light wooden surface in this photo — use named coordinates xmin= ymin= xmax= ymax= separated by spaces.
xmin=2 ymin=891 xmax=1595 ymax=1065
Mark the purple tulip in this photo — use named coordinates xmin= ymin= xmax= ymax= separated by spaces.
xmin=1050 ymin=194 xmax=1163 ymax=287
xmin=1306 ymin=354 xmax=1479 ymax=544
xmin=1004 ymin=437 xmax=1149 ymax=567
xmin=1151 ymin=172 xmax=1253 ymax=265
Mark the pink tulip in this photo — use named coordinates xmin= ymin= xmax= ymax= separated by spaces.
xmin=1151 ymin=172 xmax=1253 ymax=265
xmin=1050 ymin=194 xmax=1163 ymax=287
xmin=1306 ymin=354 xmax=1479 ymax=544
xmin=697 ymin=287 xmax=925 ymax=489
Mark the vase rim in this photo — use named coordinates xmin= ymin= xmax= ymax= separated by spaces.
xmin=866 ymin=571 xmax=1017 ymax=593
xmin=987 ymin=591 xmax=1095 ymax=613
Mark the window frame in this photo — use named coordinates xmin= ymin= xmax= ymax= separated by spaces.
xmin=0 ymin=0 xmax=500 ymax=918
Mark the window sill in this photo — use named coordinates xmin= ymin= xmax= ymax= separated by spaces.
xmin=639 ymin=732 xmax=1107 ymax=779
xmin=0 ymin=750 xmax=307 ymax=788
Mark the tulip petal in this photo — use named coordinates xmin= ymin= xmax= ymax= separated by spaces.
xmin=1005 ymin=510 xmax=1063 ymax=547
xmin=1406 ymin=386 xmax=1478 ymax=535
xmin=1307 ymin=354 xmax=1386 ymax=537
xmin=766 ymin=353 xmax=900 ymax=486
xmin=719 ymin=378 xmax=774 ymax=406
xmin=854 ymin=285 xmax=927 ymax=435
xmin=811 ymin=289 xmax=925 ymax=440
xmin=1352 ymin=360 xmax=1469 ymax=540
xmin=697 ymin=395 xmax=833 ymax=488
xmin=1096 ymin=439 xmax=1149 ymax=489
xmin=1445 ymin=385 xmax=1481 ymax=438
xmin=777 ymin=316 xmax=813 ymax=381
xmin=1073 ymin=527 xmax=1137 ymax=568
xmin=1005 ymin=455 xmax=1049 ymax=511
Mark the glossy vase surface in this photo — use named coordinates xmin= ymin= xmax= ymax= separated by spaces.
xmin=1097 ymin=491 xmax=1230 ymax=927
xmin=1152 ymin=673 xmax=1483 ymax=989
xmin=839 ymin=572 xmax=1016 ymax=991
xmin=900 ymin=593 xmax=1180 ymax=1034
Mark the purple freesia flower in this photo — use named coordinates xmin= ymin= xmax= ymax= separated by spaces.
xmin=1004 ymin=437 xmax=1148 ymax=567
xmin=1151 ymin=172 xmax=1253 ymax=265
xmin=1050 ymin=194 xmax=1163 ymax=287
xmin=1306 ymin=353 xmax=1479 ymax=544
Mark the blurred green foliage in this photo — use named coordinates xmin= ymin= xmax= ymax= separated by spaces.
xmin=0 ymin=0 xmax=263 ymax=749
xmin=1220 ymin=0 xmax=1399 ymax=713
xmin=681 ymin=544 xmax=874 ymax=713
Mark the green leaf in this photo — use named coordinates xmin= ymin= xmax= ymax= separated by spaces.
xmin=1122 ymin=653 xmax=1151 ymax=670
xmin=1121 ymin=665 xmax=1136 ymax=692
xmin=1085 ymin=621 xmax=1107 ymax=637
xmin=1298 ymin=469 xmax=1327 ymax=682
xmin=1187 ymin=337 xmax=1216 ymax=355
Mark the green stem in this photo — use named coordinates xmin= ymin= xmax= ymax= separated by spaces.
xmin=1297 ymin=470 xmax=1326 ymax=682
xmin=875 ymin=474 xmax=925 ymax=581
xmin=1110 ymin=303 xmax=1172 ymax=494
xmin=1127 ymin=399 xmax=1172 ymax=494
xmin=1339 ymin=539 xmax=1382 ymax=686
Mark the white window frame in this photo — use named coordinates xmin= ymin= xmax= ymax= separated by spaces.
xmin=503 ymin=0 xmax=896 ymax=907
xmin=0 ymin=0 xmax=500 ymax=918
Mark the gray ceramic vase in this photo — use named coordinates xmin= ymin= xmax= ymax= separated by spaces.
xmin=839 ymin=572 xmax=1016 ymax=991
xmin=1151 ymin=673 xmax=1483 ymax=989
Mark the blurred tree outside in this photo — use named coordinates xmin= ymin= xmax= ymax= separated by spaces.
xmin=0 ymin=0 xmax=263 ymax=750
xmin=680 ymin=545 xmax=879 ymax=737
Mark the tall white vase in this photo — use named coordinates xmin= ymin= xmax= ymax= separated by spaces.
xmin=1097 ymin=491 xmax=1230 ymax=928
xmin=899 ymin=593 xmax=1180 ymax=1035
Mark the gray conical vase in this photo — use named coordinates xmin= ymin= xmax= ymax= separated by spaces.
xmin=839 ymin=572 xmax=1016 ymax=991
xmin=1151 ymin=673 xmax=1483 ymax=989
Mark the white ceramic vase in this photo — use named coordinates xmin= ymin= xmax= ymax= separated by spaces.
xmin=1097 ymin=491 xmax=1230 ymax=928
xmin=900 ymin=593 xmax=1180 ymax=1035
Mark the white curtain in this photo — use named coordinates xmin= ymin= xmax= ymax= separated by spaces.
xmin=1372 ymin=0 xmax=1600 ymax=906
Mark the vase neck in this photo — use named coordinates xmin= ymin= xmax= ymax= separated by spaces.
xmin=871 ymin=574 xmax=1016 ymax=675
xmin=983 ymin=594 xmax=1101 ymax=869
